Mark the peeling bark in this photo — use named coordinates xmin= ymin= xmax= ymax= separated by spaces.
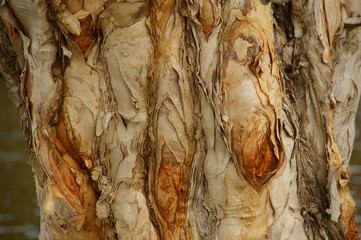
xmin=1 ymin=0 xmax=360 ymax=239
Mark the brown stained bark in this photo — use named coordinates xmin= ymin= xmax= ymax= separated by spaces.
xmin=147 ymin=1 xmax=199 ymax=238
xmin=220 ymin=1 xmax=284 ymax=190
xmin=0 ymin=0 xmax=361 ymax=239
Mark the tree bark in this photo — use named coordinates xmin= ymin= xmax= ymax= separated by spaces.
xmin=0 ymin=0 xmax=360 ymax=239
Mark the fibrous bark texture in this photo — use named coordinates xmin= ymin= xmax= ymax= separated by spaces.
xmin=0 ymin=0 xmax=360 ymax=239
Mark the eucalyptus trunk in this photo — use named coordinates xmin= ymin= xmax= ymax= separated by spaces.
xmin=0 ymin=0 xmax=361 ymax=239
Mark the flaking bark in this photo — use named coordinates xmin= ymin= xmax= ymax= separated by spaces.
xmin=0 ymin=0 xmax=360 ymax=239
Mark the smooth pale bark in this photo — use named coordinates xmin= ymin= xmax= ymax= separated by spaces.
xmin=0 ymin=0 xmax=360 ymax=239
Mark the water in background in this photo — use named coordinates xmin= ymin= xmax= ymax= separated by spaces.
xmin=0 ymin=82 xmax=39 ymax=240
xmin=0 ymin=79 xmax=361 ymax=239
xmin=350 ymin=106 xmax=361 ymax=234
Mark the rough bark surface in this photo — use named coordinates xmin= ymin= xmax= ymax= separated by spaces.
xmin=0 ymin=0 xmax=360 ymax=239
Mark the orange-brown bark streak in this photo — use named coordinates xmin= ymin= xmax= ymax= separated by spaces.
xmin=156 ymin=144 xmax=180 ymax=225
xmin=150 ymin=0 xmax=195 ymax=238
xmin=154 ymin=0 xmax=175 ymax=34
xmin=222 ymin=0 xmax=283 ymax=191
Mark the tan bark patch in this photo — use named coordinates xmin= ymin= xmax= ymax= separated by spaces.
xmin=198 ymin=0 xmax=214 ymax=34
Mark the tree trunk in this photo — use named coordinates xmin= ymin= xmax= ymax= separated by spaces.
xmin=0 ymin=0 xmax=360 ymax=239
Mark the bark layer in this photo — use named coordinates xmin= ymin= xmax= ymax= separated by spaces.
xmin=0 ymin=0 xmax=360 ymax=239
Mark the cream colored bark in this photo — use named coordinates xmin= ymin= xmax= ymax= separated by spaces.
xmin=0 ymin=0 xmax=360 ymax=239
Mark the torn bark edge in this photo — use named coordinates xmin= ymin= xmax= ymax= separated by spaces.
xmin=344 ymin=17 xmax=361 ymax=28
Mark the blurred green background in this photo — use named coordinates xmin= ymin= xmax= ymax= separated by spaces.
xmin=0 ymin=82 xmax=39 ymax=239
xmin=0 ymin=80 xmax=360 ymax=239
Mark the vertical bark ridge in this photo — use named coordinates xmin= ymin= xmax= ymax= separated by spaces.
xmin=214 ymin=1 xmax=285 ymax=239
xmin=185 ymin=2 xmax=227 ymax=238
xmin=0 ymin=0 xmax=103 ymax=239
xmin=217 ymin=0 xmax=285 ymax=191
xmin=331 ymin=1 xmax=361 ymax=237
xmin=95 ymin=1 xmax=156 ymax=239
xmin=187 ymin=0 xmax=299 ymax=239
xmin=274 ymin=0 xmax=359 ymax=238
xmin=147 ymin=1 xmax=199 ymax=239
xmin=285 ymin=0 xmax=341 ymax=236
